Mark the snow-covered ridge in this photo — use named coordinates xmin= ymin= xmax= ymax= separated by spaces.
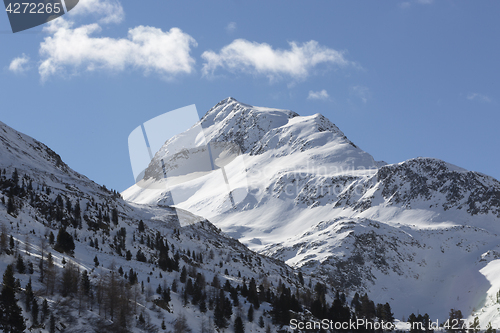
xmin=0 ymin=117 xmax=336 ymax=332
xmin=336 ymin=157 xmax=500 ymax=217
xmin=123 ymin=97 xmax=500 ymax=325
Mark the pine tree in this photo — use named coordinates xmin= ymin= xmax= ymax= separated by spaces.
xmin=180 ymin=266 xmax=187 ymax=283
xmin=24 ymin=278 xmax=34 ymax=311
xmin=247 ymin=304 xmax=254 ymax=322
xmin=54 ymin=228 xmax=75 ymax=254
xmin=234 ymin=316 xmax=245 ymax=333
xmin=41 ymin=299 xmax=49 ymax=323
xmin=7 ymin=195 xmax=15 ymax=215
xmin=94 ymin=255 xmax=99 ymax=267
xmin=0 ymin=224 xmax=7 ymax=254
xmin=258 ymin=315 xmax=265 ymax=328
xmin=31 ymin=298 xmax=39 ymax=325
xmin=15 ymin=255 xmax=25 ymax=274
xmin=49 ymin=314 xmax=56 ymax=333
xmin=214 ymin=289 xmax=228 ymax=329
xmin=173 ymin=312 xmax=191 ymax=333
xmin=12 ymin=168 xmax=19 ymax=186
xmin=298 ymin=271 xmax=304 ymax=286
xmin=138 ymin=312 xmax=145 ymax=325
xmin=0 ymin=264 xmax=26 ymax=333
xmin=138 ymin=220 xmax=145 ymax=233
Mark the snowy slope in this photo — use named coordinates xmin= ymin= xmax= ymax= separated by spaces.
xmin=123 ymin=97 xmax=500 ymax=326
xmin=0 ymin=119 xmax=331 ymax=332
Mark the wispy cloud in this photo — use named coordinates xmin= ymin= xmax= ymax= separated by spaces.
xmin=308 ymin=90 xmax=329 ymax=100
xmin=38 ymin=22 xmax=197 ymax=81
xmin=67 ymin=0 xmax=125 ymax=24
xmin=6 ymin=0 xmax=196 ymax=81
xmin=201 ymin=39 xmax=352 ymax=81
xmin=467 ymin=93 xmax=491 ymax=103
xmin=351 ymin=85 xmax=371 ymax=103
xmin=8 ymin=54 xmax=30 ymax=74
xmin=399 ymin=0 xmax=433 ymax=8
xmin=225 ymin=22 xmax=237 ymax=34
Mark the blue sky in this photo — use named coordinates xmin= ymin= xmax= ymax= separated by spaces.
xmin=1 ymin=0 xmax=499 ymax=192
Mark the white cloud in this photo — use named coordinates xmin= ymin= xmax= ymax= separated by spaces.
xmin=8 ymin=54 xmax=30 ymax=74
xmin=68 ymin=0 xmax=125 ymax=24
xmin=308 ymin=90 xmax=329 ymax=100
xmin=467 ymin=93 xmax=491 ymax=103
xmin=201 ymin=39 xmax=351 ymax=81
xmin=351 ymin=85 xmax=371 ymax=103
xmin=399 ymin=0 xmax=433 ymax=8
xmin=38 ymin=22 xmax=197 ymax=81
xmin=225 ymin=22 xmax=237 ymax=33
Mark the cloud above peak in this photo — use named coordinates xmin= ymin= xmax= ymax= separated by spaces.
xmin=201 ymin=39 xmax=352 ymax=81
xmin=308 ymin=89 xmax=329 ymax=100
xmin=38 ymin=24 xmax=197 ymax=81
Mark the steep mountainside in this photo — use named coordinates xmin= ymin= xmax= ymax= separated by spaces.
xmin=0 ymin=120 xmax=352 ymax=332
xmin=123 ymin=98 xmax=500 ymax=325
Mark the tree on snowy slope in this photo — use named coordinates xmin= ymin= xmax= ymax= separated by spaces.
xmin=54 ymin=227 xmax=75 ymax=254
xmin=0 ymin=265 xmax=26 ymax=333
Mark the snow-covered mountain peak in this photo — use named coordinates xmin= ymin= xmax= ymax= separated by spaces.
xmin=124 ymin=98 xmax=500 ymax=324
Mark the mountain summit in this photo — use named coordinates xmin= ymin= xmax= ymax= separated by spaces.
xmin=124 ymin=98 xmax=500 ymax=324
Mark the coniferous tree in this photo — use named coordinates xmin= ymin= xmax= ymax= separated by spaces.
xmin=31 ymin=299 xmax=39 ymax=325
xmin=41 ymin=299 xmax=49 ymax=323
xmin=0 ymin=224 xmax=7 ymax=254
xmin=9 ymin=235 xmax=14 ymax=250
xmin=298 ymin=271 xmax=304 ymax=286
xmin=45 ymin=253 xmax=56 ymax=295
xmin=173 ymin=312 xmax=191 ymax=333
xmin=61 ymin=261 xmax=78 ymax=297
xmin=15 ymin=255 xmax=25 ymax=274
xmin=0 ymin=264 xmax=26 ymax=333
xmin=24 ymin=278 xmax=34 ymax=311
xmin=258 ymin=316 xmax=265 ymax=328
xmin=7 ymin=195 xmax=15 ymax=215
xmin=214 ymin=289 xmax=228 ymax=329
xmin=54 ymin=228 xmax=75 ymax=254
xmin=180 ymin=266 xmax=187 ymax=283
xmin=12 ymin=169 xmax=19 ymax=186
xmin=199 ymin=299 xmax=207 ymax=313
xmin=247 ymin=304 xmax=254 ymax=322
xmin=49 ymin=314 xmax=56 ymax=333
xmin=138 ymin=220 xmax=145 ymax=232
xmin=111 ymin=208 xmax=119 ymax=225
xmin=234 ymin=316 xmax=245 ymax=333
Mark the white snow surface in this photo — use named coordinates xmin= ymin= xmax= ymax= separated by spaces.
xmin=0 ymin=118 xmax=323 ymax=332
xmin=123 ymin=97 xmax=500 ymax=326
